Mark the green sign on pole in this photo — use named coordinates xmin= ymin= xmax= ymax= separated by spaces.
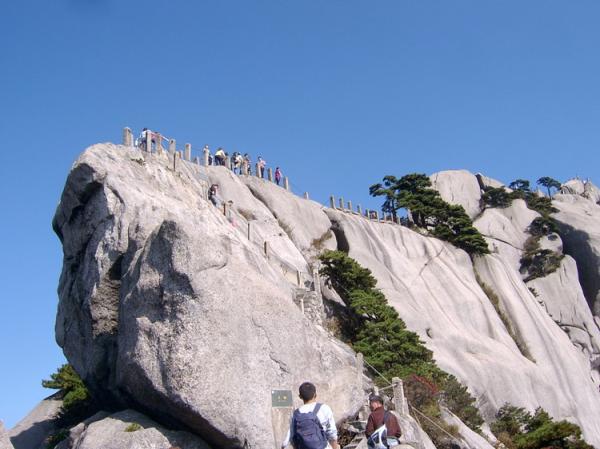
xmin=271 ymin=389 xmax=293 ymax=408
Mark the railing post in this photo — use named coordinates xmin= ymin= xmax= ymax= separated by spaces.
xmin=357 ymin=204 xmax=362 ymax=215
xmin=169 ymin=139 xmax=176 ymax=155
xmin=303 ymin=192 xmax=309 ymax=200
xmin=145 ymin=132 xmax=152 ymax=153
xmin=203 ymin=146 xmax=209 ymax=166
xmin=156 ymin=134 xmax=164 ymax=154
xmin=348 ymin=200 xmax=353 ymax=211
xmin=123 ymin=127 xmax=133 ymax=146
xmin=392 ymin=377 xmax=409 ymax=416
xmin=247 ymin=222 xmax=251 ymax=240
xmin=329 ymin=195 xmax=336 ymax=209
xmin=375 ymin=211 xmax=379 ymax=221
xmin=338 ymin=197 xmax=344 ymax=210
xmin=267 ymin=168 xmax=273 ymax=182
xmin=242 ymin=160 xmax=249 ymax=175
xmin=365 ymin=209 xmax=370 ymax=219
xmin=225 ymin=155 xmax=231 ymax=170
xmin=264 ymin=241 xmax=268 ymax=258
xmin=256 ymin=163 xmax=262 ymax=178
xmin=296 ymin=270 xmax=301 ymax=287
xmin=284 ymin=177 xmax=289 ymax=191
xmin=312 ymin=267 xmax=321 ymax=296
xmin=185 ymin=143 xmax=192 ymax=161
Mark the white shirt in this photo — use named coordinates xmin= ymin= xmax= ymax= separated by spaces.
xmin=282 ymin=402 xmax=337 ymax=448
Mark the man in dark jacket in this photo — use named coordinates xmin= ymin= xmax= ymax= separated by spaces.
xmin=365 ymin=395 xmax=401 ymax=448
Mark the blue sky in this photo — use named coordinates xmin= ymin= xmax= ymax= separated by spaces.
xmin=1 ymin=0 xmax=600 ymax=428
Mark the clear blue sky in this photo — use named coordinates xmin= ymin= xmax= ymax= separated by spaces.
xmin=1 ymin=0 xmax=599 ymax=428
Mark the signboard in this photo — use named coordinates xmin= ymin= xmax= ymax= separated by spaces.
xmin=271 ymin=389 xmax=293 ymax=408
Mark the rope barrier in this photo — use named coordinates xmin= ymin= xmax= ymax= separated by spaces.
xmin=409 ymin=405 xmax=462 ymax=443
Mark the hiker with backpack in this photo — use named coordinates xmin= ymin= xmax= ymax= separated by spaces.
xmin=275 ymin=167 xmax=282 ymax=186
xmin=281 ymin=382 xmax=340 ymax=449
xmin=365 ymin=395 xmax=401 ymax=449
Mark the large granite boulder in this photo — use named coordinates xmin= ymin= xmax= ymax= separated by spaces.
xmin=430 ymin=170 xmax=483 ymax=219
xmin=553 ymin=184 xmax=600 ymax=315
xmin=55 ymin=410 xmax=209 ymax=449
xmin=52 ymin=145 xmax=364 ymax=449
xmin=473 ymin=199 xmax=539 ymax=271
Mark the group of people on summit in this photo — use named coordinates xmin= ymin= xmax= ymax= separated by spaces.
xmin=282 ymin=382 xmax=401 ymax=449
xmin=135 ymin=128 xmax=283 ymax=185
xmin=208 ymin=146 xmax=283 ymax=183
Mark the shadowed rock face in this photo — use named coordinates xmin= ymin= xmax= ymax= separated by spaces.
xmin=53 ymin=145 xmax=600 ymax=447
xmin=52 ymin=145 xmax=364 ymax=449
xmin=553 ymin=191 xmax=600 ymax=315
xmin=8 ymin=393 xmax=62 ymax=449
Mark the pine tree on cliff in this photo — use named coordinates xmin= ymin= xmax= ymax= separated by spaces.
xmin=536 ymin=176 xmax=561 ymax=198
xmin=370 ymin=173 xmax=489 ymax=255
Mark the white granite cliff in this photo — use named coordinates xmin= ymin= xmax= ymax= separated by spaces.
xmin=49 ymin=144 xmax=600 ymax=448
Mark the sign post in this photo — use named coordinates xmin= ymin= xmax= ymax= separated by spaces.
xmin=271 ymin=389 xmax=293 ymax=449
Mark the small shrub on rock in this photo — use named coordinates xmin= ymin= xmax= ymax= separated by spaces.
xmin=490 ymin=403 xmax=592 ymax=449
xmin=482 ymin=187 xmax=513 ymax=208
xmin=125 ymin=423 xmax=142 ymax=432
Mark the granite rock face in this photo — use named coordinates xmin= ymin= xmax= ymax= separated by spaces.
xmin=8 ymin=394 xmax=62 ymax=449
xmin=430 ymin=170 xmax=482 ymax=219
xmin=55 ymin=410 xmax=209 ymax=449
xmin=53 ymin=145 xmax=600 ymax=447
xmin=553 ymin=188 xmax=600 ymax=316
xmin=1 ymin=422 xmax=14 ymax=449
xmin=53 ymin=145 xmax=364 ymax=449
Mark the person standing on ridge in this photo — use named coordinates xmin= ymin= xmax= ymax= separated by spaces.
xmin=243 ymin=153 xmax=251 ymax=175
xmin=365 ymin=394 xmax=401 ymax=448
xmin=258 ymin=156 xmax=266 ymax=178
xmin=281 ymin=382 xmax=340 ymax=449
xmin=275 ymin=167 xmax=282 ymax=186
xmin=214 ymin=147 xmax=225 ymax=166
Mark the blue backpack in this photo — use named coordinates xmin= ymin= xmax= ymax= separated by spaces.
xmin=292 ymin=403 xmax=328 ymax=449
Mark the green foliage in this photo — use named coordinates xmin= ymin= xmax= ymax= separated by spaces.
xmin=528 ymin=216 xmax=559 ymax=237
xmin=491 ymin=404 xmax=592 ymax=449
xmin=526 ymin=195 xmax=558 ymax=216
xmin=125 ymin=423 xmax=142 ymax=432
xmin=42 ymin=364 xmax=89 ymax=410
xmin=536 ymin=176 xmax=561 ymax=198
xmin=520 ymin=244 xmax=564 ymax=282
xmin=491 ymin=404 xmax=530 ymax=436
xmin=442 ymin=375 xmax=484 ymax=430
xmin=509 ymin=179 xmax=531 ymax=193
xmin=370 ymin=173 xmax=489 ymax=255
xmin=319 ymin=250 xmax=484 ymax=434
xmin=45 ymin=429 xmax=69 ymax=449
xmin=482 ymin=187 xmax=513 ymax=208
xmin=369 ymin=175 xmax=401 ymax=219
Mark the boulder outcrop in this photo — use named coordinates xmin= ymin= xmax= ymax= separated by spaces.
xmin=430 ymin=170 xmax=482 ymax=219
xmin=553 ymin=188 xmax=600 ymax=316
xmin=55 ymin=410 xmax=209 ymax=449
xmin=52 ymin=143 xmax=600 ymax=447
xmin=53 ymin=145 xmax=364 ymax=449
